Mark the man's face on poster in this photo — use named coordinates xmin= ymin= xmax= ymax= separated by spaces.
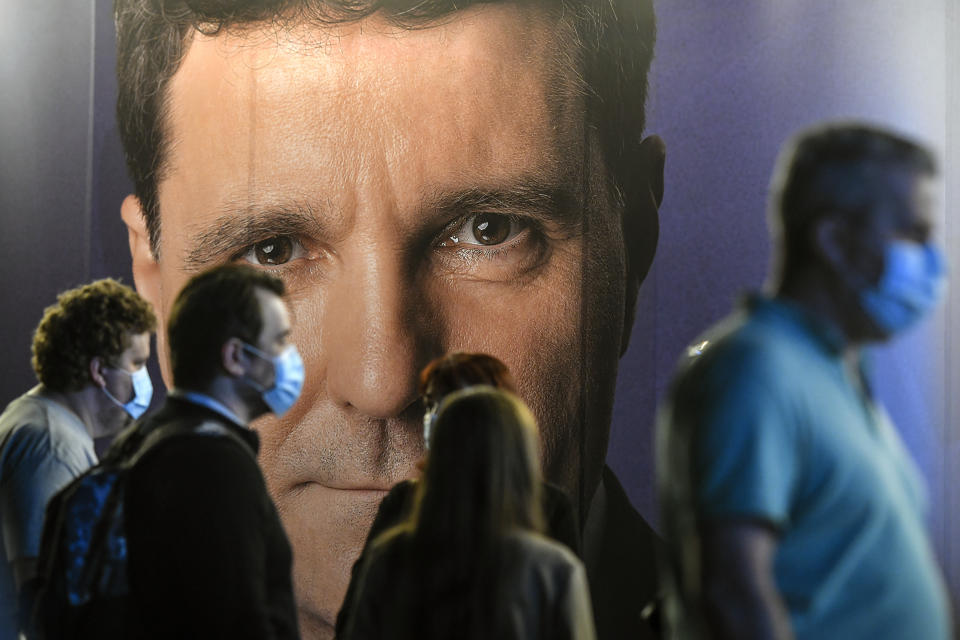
xmin=122 ymin=4 xmax=661 ymax=636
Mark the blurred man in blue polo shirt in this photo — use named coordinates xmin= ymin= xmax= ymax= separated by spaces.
xmin=658 ymin=122 xmax=950 ymax=640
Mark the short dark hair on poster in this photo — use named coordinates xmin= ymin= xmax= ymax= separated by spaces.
xmin=114 ymin=0 xmax=656 ymax=257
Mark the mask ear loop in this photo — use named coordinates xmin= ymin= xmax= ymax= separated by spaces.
xmin=100 ymin=365 xmax=153 ymax=420
xmin=100 ymin=366 xmax=134 ymax=406
xmin=239 ymin=343 xmax=274 ymax=393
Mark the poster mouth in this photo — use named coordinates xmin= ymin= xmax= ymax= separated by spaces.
xmin=292 ymin=478 xmax=396 ymax=493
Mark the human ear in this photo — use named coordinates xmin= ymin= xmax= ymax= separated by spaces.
xmin=812 ymin=217 xmax=851 ymax=274
xmin=620 ymin=134 xmax=665 ymax=356
xmin=121 ymin=195 xmax=162 ymax=315
xmin=89 ymin=356 xmax=107 ymax=388
xmin=221 ymin=339 xmax=247 ymax=378
xmin=817 ymin=216 xmax=887 ymax=289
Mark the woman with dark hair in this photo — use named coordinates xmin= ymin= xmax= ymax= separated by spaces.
xmin=342 ymin=387 xmax=596 ymax=640
xmin=335 ymin=353 xmax=581 ymax=637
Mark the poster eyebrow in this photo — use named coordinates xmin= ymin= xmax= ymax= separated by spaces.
xmin=182 ymin=204 xmax=328 ymax=271
xmin=425 ymin=180 xmax=582 ymax=234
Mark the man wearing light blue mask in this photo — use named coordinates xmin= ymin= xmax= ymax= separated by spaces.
xmin=0 ymin=279 xmax=156 ymax=640
xmin=90 ymin=264 xmax=301 ymax=639
xmin=99 ymin=362 xmax=154 ymax=421
xmin=239 ymin=342 xmax=305 ymax=418
xmin=658 ymin=123 xmax=951 ymax=640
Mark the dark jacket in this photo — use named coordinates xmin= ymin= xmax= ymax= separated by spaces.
xmin=335 ymin=477 xmax=580 ymax=637
xmin=343 ymin=529 xmax=595 ymax=640
xmin=121 ymin=397 xmax=299 ymax=639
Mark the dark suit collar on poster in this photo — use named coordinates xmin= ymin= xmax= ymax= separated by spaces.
xmin=584 ymin=466 xmax=663 ymax=640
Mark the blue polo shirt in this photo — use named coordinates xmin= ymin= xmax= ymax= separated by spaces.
xmin=659 ymin=296 xmax=950 ymax=639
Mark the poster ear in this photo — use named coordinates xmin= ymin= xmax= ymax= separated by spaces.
xmin=620 ymin=135 xmax=665 ymax=356
xmin=121 ymin=195 xmax=162 ymax=312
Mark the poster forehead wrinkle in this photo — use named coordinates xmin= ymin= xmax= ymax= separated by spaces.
xmin=160 ymin=16 xmax=581 ymax=236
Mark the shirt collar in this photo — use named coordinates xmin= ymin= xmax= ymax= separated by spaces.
xmin=744 ymin=293 xmax=848 ymax=355
xmin=170 ymin=389 xmax=246 ymax=427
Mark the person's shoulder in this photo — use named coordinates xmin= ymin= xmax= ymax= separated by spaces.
xmin=699 ymin=312 xmax=785 ymax=367
xmin=144 ymin=422 xmax=253 ymax=460
xmin=383 ymin=478 xmax=417 ymax=504
xmin=126 ymin=419 xmax=266 ymax=523
xmin=143 ymin=395 xmax=230 ymax=428
xmin=365 ymin=526 xmax=415 ymax=571
xmin=506 ymin=529 xmax=581 ymax=569
xmin=502 ymin=530 xmax=589 ymax=611
xmin=0 ymin=390 xmax=54 ymax=434
xmin=705 ymin=297 xmax=831 ymax=366
xmin=372 ymin=479 xmax=417 ymax=527
xmin=0 ymin=408 xmax=54 ymax=466
xmin=671 ymin=306 xmax=800 ymax=407
xmin=130 ymin=415 xmax=257 ymax=484
xmin=0 ymin=391 xmax=80 ymax=464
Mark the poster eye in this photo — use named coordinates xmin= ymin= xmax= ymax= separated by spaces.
xmin=240 ymin=237 xmax=303 ymax=266
xmin=440 ymin=214 xmax=525 ymax=248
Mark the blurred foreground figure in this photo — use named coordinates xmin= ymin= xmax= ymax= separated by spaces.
xmin=336 ymin=352 xmax=580 ymax=636
xmin=657 ymin=123 xmax=950 ymax=639
xmin=343 ymin=388 xmax=595 ymax=640
xmin=0 ymin=280 xmax=155 ymax=639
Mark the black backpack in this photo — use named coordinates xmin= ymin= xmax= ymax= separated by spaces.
xmin=31 ymin=419 xmax=244 ymax=638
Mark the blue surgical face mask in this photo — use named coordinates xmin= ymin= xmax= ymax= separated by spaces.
xmin=102 ymin=365 xmax=153 ymax=419
xmin=242 ymin=343 xmax=305 ymax=417
xmin=859 ymin=240 xmax=947 ymax=335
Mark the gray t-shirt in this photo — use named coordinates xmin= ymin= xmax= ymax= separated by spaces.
xmin=0 ymin=387 xmax=96 ymax=640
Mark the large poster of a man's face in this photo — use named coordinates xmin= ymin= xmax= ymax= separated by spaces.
xmin=113 ymin=1 xmax=663 ymax=636
xmin=3 ymin=1 xmax=956 ymax=637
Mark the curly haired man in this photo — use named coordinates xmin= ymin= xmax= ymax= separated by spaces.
xmin=0 ymin=278 xmax=156 ymax=639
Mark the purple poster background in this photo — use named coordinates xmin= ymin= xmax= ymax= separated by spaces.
xmin=2 ymin=0 xmax=958 ymax=615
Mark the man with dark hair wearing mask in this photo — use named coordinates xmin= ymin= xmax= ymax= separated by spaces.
xmin=118 ymin=264 xmax=303 ymax=638
xmin=0 ymin=279 xmax=155 ymax=640
xmin=113 ymin=1 xmax=665 ymax=637
xmin=657 ymin=123 xmax=951 ymax=640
